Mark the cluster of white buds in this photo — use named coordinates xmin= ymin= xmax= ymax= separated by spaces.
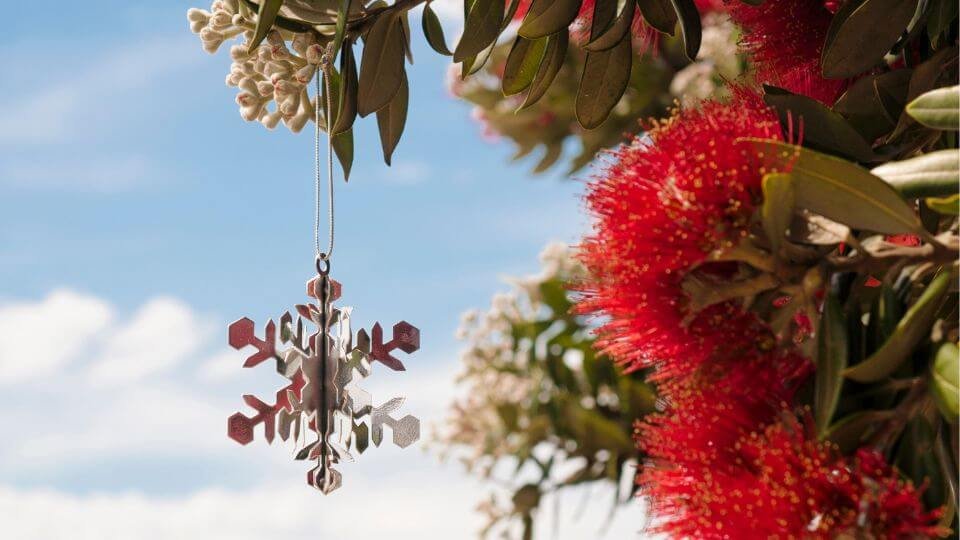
xmin=670 ymin=13 xmax=744 ymax=104
xmin=188 ymin=0 xmax=328 ymax=132
xmin=434 ymin=242 xmax=584 ymax=470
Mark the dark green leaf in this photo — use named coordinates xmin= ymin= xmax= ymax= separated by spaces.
xmin=889 ymin=46 xmax=958 ymax=140
xmin=248 ymin=0 xmax=284 ymax=52
xmin=824 ymin=410 xmax=894 ymax=452
xmin=421 ymin=2 xmax=452 ymax=55
xmin=454 ymin=0 xmax=504 ymax=62
xmin=822 ymin=0 xmax=919 ymax=79
xmin=930 ymin=341 xmax=959 ymax=421
xmin=376 ymin=73 xmax=409 ymax=165
xmin=871 ymin=149 xmax=960 ymax=198
xmin=926 ymin=193 xmax=960 ymax=215
xmin=669 ymin=0 xmax=701 ymax=60
xmin=867 ymin=283 xmax=902 ymax=353
xmin=906 ymin=85 xmax=960 ymax=130
xmin=332 ymin=129 xmax=354 ymax=181
xmin=358 ymin=12 xmax=406 ymax=116
xmin=815 ymin=292 xmax=848 ymax=435
xmin=576 ymin=35 xmax=633 ymax=129
xmin=872 ymin=69 xmax=913 ymax=125
xmin=518 ymin=0 xmax=581 ymax=39
xmin=333 ymin=40 xmax=358 ymax=134
xmin=585 ymin=1 xmax=636 ymax=52
xmin=331 ymin=0 xmax=351 ymax=61
xmin=588 ymin=0 xmax=618 ymax=40
xmin=764 ymin=85 xmax=877 ymax=163
xmin=521 ymin=31 xmax=569 ymax=109
xmin=636 ymin=0 xmax=677 ymax=35
xmin=927 ymin=0 xmax=959 ymax=46
xmin=845 ymin=271 xmax=952 ymax=382
xmin=502 ymin=37 xmax=548 ymax=96
xmin=834 ymin=74 xmax=899 ymax=141
xmin=760 ymin=172 xmax=794 ymax=255
xmin=740 ymin=139 xmax=926 ymax=235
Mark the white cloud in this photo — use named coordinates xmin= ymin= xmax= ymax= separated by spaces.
xmin=197 ymin=349 xmax=244 ymax=381
xmin=0 ymin=155 xmax=150 ymax=192
xmin=385 ymin=161 xmax=431 ymax=185
xmin=0 ymin=36 xmax=199 ymax=145
xmin=88 ymin=297 xmax=211 ymax=385
xmin=0 ymin=290 xmax=112 ymax=383
xmin=0 ymin=290 xmax=652 ymax=538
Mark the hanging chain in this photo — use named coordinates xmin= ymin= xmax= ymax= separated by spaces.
xmin=315 ymin=44 xmax=336 ymax=268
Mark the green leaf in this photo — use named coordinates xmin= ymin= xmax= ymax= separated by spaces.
xmin=358 ymin=12 xmax=406 ymax=117
xmin=906 ymin=85 xmax=960 ymax=130
xmin=763 ymin=85 xmax=877 ymax=163
xmin=669 ymin=0 xmax=701 ymax=60
xmin=421 ymin=2 xmax=452 ymax=55
xmin=760 ymin=172 xmax=794 ymax=255
xmin=824 ymin=410 xmax=893 ymax=453
xmin=867 ymin=283 xmax=902 ymax=352
xmin=889 ymin=46 xmax=958 ymax=140
xmin=576 ymin=35 xmax=632 ymax=130
xmin=333 ymin=41 xmax=358 ymax=135
xmin=248 ymin=0 xmax=284 ymax=52
xmin=376 ymin=73 xmax=409 ymax=166
xmin=815 ymin=292 xmax=848 ymax=435
xmin=502 ymin=37 xmax=548 ymax=96
xmin=330 ymin=0 xmax=351 ymax=61
xmin=834 ymin=74 xmax=899 ymax=141
xmin=821 ymin=0 xmax=920 ymax=79
xmin=332 ymin=129 xmax=354 ymax=181
xmin=740 ymin=139 xmax=926 ymax=235
xmin=845 ymin=271 xmax=952 ymax=383
xmin=871 ymin=149 xmax=960 ymax=198
xmin=636 ymin=0 xmax=677 ymax=35
xmin=930 ymin=342 xmax=959 ymax=421
xmin=927 ymin=0 xmax=959 ymax=46
xmin=521 ymin=31 xmax=568 ymax=109
xmin=453 ymin=0 xmax=503 ymax=62
xmin=585 ymin=0 xmax=636 ymax=52
xmin=518 ymin=0 xmax=581 ymax=39
xmin=872 ymin=69 xmax=913 ymax=125
xmin=926 ymin=193 xmax=960 ymax=215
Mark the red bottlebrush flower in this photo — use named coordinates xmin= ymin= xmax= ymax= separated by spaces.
xmin=728 ymin=0 xmax=847 ymax=104
xmin=633 ymin=332 xmax=940 ymax=536
xmin=578 ymin=91 xmax=785 ymax=379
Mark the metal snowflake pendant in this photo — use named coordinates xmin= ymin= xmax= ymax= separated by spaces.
xmin=226 ymin=273 xmax=420 ymax=493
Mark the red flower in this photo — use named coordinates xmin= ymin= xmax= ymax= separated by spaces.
xmin=578 ymin=91 xmax=784 ymax=379
xmin=728 ymin=0 xmax=847 ymax=104
xmin=641 ymin=402 xmax=944 ymax=538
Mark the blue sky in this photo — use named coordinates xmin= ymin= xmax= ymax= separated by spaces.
xmin=0 ymin=2 xmax=648 ymax=538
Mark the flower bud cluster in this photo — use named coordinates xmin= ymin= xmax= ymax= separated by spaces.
xmin=188 ymin=0 xmax=325 ymax=132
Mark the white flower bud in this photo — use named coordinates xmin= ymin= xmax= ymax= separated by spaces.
xmin=305 ymin=43 xmax=323 ymax=65
xmin=229 ymin=44 xmax=250 ymax=61
xmin=274 ymin=79 xmax=298 ymax=97
xmin=260 ymin=110 xmax=282 ymax=129
xmin=295 ymin=64 xmax=316 ymax=84
xmin=187 ymin=8 xmax=211 ymax=23
xmin=291 ymin=32 xmax=316 ymax=55
xmin=211 ymin=10 xmax=233 ymax=28
xmin=256 ymin=80 xmax=274 ymax=97
xmin=239 ymin=102 xmax=265 ymax=121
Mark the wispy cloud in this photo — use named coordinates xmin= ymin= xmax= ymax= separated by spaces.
xmin=0 ymin=290 xmax=112 ymax=383
xmin=0 ymin=155 xmax=151 ymax=192
xmin=0 ymin=36 xmax=200 ymax=145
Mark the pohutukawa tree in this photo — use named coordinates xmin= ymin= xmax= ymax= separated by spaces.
xmin=189 ymin=0 xmax=959 ymax=537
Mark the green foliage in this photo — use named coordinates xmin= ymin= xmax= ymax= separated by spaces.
xmin=435 ymin=244 xmax=656 ymax=538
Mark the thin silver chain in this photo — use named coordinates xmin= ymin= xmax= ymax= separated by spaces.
xmin=315 ymin=46 xmax=335 ymax=262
